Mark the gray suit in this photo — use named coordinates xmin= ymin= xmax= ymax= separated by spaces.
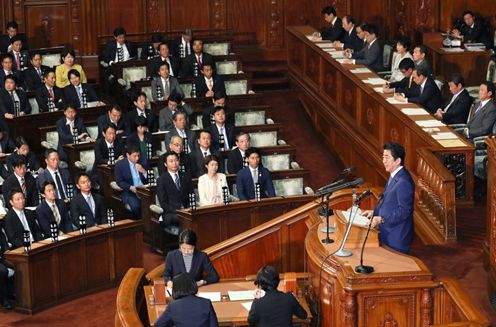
xmin=165 ymin=128 xmax=198 ymax=153
xmin=158 ymin=103 xmax=193 ymax=131
xmin=467 ymin=100 xmax=496 ymax=138
xmin=351 ymin=39 xmax=383 ymax=72
xmin=151 ymin=76 xmax=184 ymax=101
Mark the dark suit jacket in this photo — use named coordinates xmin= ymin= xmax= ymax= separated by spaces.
xmin=56 ymin=116 xmax=88 ymax=146
xmin=70 ymin=192 xmax=107 ymax=227
xmin=227 ymin=148 xmax=246 ymax=174
xmin=201 ymin=104 xmax=234 ymax=128
xmin=389 ymin=75 xmax=419 ymax=95
xmin=2 ymin=173 xmax=38 ymax=209
xmin=3 ymin=208 xmax=43 ymax=249
xmin=125 ymin=108 xmax=157 ymax=134
xmin=156 ymin=170 xmax=191 ymax=225
xmin=180 ymin=52 xmax=215 ymax=77
xmin=441 ymin=89 xmax=472 ymax=124
xmin=9 ymin=50 xmax=30 ymax=72
xmin=36 ymin=168 xmax=72 ymax=197
xmin=0 ymin=131 xmax=15 ymax=154
xmin=35 ymin=85 xmax=65 ymax=112
xmin=320 ymin=18 xmax=345 ymax=42
xmin=342 ymin=27 xmax=363 ymax=52
xmin=102 ymin=40 xmax=137 ymax=64
xmin=96 ymin=113 xmax=128 ymax=139
xmin=190 ymin=148 xmax=224 ymax=178
xmin=0 ymin=33 xmax=28 ymax=53
xmin=195 ymin=75 xmax=226 ymax=98
xmin=114 ymin=158 xmax=147 ymax=192
xmin=158 ymin=103 xmax=193 ymax=131
xmin=415 ymin=60 xmax=433 ymax=77
xmin=36 ymin=199 xmax=73 ymax=235
xmin=170 ymin=38 xmax=192 ymax=59
xmin=126 ymin=131 xmax=154 ymax=165
xmin=405 ymin=77 xmax=443 ymax=114
xmin=151 ymin=76 xmax=184 ymax=101
xmin=140 ymin=42 xmax=160 ymax=60
xmin=157 ymin=152 xmax=193 ymax=177
xmin=0 ymin=70 xmax=22 ymax=88
xmin=374 ymin=167 xmax=415 ymax=253
xmin=163 ymin=249 xmax=219 ymax=284
xmin=93 ymin=138 xmax=125 ymax=170
xmin=467 ymin=100 xmax=496 ymax=138
xmin=154 ymin=295 xmax=218 ymax=327
xmin=352 ymin=40 xmax=383 ymax=72
xmin=148 ymin=56 xmax=180 ymax=77
xmin=165 ymin=127 xmax=197 ymax=153
xmin=248 ymin=290 xmax=307 ymax=327
xmin=2 ymin=152 xmax=40 ymax=179
xmin=236 ymin=166 xmax=275 ymax=201
xmin=63 ymin=84 xmax=98 ymax=109
xmin=22 ymin=65 xmax=49 ymax=91
xmin=207 ymin=123 xmax=236 ymax=151
xmin=460 ymin=20 xmax=491 ymax=48
xmin=0 ymin=88 xmax=31 ymax=116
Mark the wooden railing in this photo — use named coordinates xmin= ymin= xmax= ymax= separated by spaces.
xmin=484 ymin=137 xmax=496 ymax=306
xmin=431 ymin=279 xmax=490 ymax=327
xmin=115 ymin=268 xmax=147 ymax=327
xmin=415 ymin=147 xmax=457 ymax=244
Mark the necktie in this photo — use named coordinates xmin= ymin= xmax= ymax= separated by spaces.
xmin=54 ymin=171 xmax=66 ymax=200
xmin=207 ymin=79 xmax=213 ymax=91
xmin=49 ymin=88 xmax=54 ymax=101
xmin=77 ymin=86 xmax=83 ymax=106
xmin=186 ymin=43 xmax=191 ymax=55
xmin=243 ymin=155 xmax=247 ymax=167
xmin=420 ymin=85 xmax=424 ymax=94
xmin=15 ymin=52 xmax=20 ymax=70
xmin=140 ymin=111 xmax=145 ymax=118
xmin=220 ymin=127 xmax=229 ymax=149
xmin=20 ymin=178 xmax=26 ymax=194
xmin=167 ymin=58 xmax=173 ymax=76
xmin=37 ymin=67 xmax=42 ymax=78
xmin=252 ymin=169 xmax=258 ymax=184
xmin=117 ymin=47 xmax=124 ymax=62
xmin=10 ymin=91 xmax=15 ymax=106
xmin=204 ymin=151 xmax=208 ymax=157
xmin=197 ymin=55 xmax=202 ymax=67
xmin=86 ymin=195 xmax=95 ymax=215
xmin=19 ymin=211 xmax=34 ymax=242
xmin=473 ymin=102 xmax=483 ymax=116
xmin=174 ymin=173 xmax=181 ymax=190
xmin=163 ymin=79 xmax=169 ymax=98
xmin=51 ymin=204 xmax=61 ymax=225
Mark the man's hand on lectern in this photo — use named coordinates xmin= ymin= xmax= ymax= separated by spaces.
xmin=370 ymin=216 xmax=382 ymax=228
xmin=362 ymin=210 xmax=373 ymax=218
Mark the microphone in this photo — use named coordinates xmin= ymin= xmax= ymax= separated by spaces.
xmin=355 ymin=193 xmax=384 ymax=274
xmin=317 ymin=178 xmax=347 ymax=192
xmin=315 ymin=177 xmax=365 ymax=197
xmin=354 ymin=189 xmax=372 ymax=205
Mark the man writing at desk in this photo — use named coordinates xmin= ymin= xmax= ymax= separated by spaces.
xmin=363 ymin=142 xmax=414 ymax=254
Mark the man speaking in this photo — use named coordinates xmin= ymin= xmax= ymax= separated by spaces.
xmin=363 ymin=142 xmax=415 ymax=253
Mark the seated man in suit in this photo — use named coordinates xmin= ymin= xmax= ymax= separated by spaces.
xmin=452 ymin=11 xmax=491 ymax=49
xmin=156 ymin=151 xmax=192 ymax=228
xmin=22 ymin=51 xmax=49 ymax=91
xmin=140 ymin=32 xmax=163 ymax=60
xmin=180 ymin=38 xmax=214 ymax=77
xmin=227 ymin=131 xmax=251 ymax=174
xmin=114 ymin=144 xmax=147 ymax=220
xmin=148 ymin=42 xmax=180 ymax=77
xmin=2 ymin=136 xmax=42 ymax=178
xmin=159 ymin=92 xmax=193 ymax=131
xmin=334 ymin=15 xmax=363 ymax=52
xmin=0 ymin=53 xmax=22 ymax=88
xmin=435 ymin=75 xmax=472 ymax=124
xmin=343 ymin=24 xmax=383 ymax=72
xmin=170 ymin=29 xmax=193 ymax=59
xmin=158 ymin=135 xmax=193 ymax=177
xmin=0 ymin=226 xmax=15 ymax=309
xmin=165 ymin=111 xmax=197 ymax=154
xmin=63 ymin=69 xmax=98 ymax=109
xmin=464 ymin=81 xmax=496 ymax=139
xmin=36 ymin=181 xmax=73 ymax=236
xmin=151 ymin=61 xmax=184 ymax=102
xmin=97 ymin=104 xmax=127 ymax=140
xmin=37 ymin=149 xmax=72 ymax=201
xmin=195 ymin=63 xmax=225 ymax=98
xmin=236 ymin=147 xmax=275 ymax=201
xmin=71 ymin=173 xmax=108 ymax=227
xmin=126 ymin=91 xmax=157 ymax=133
xmin=190 ymin=129 xmax=223 ymax=178
xmin=317 ymin=6 xmax=345 ymax=42
xmin=35 ymin=69 xmax=65 ymax=112
xmin=201 ymin=91 xmax=235 ymax=128
xmin=2 ymin=155 xmax=38 ymax=209
xmin=382 ymin=58 xmax=417 ymax=95
xmin=56 ymin=104 xmax=94 ymax=161
xmin=0 ymin=123 xmax=15 ymax=157
xmin=207 ymin=106 xmax=236 ymax=151
xmin=394 ymin=66 xmax=443 ymax=114
xmin=412 ymin=45 xmax=432 ymax=77
xmin=93 ymin=124 xmax=125 ymax=170
xmin=102 ymin=27 xmax=137 ymax=80
xmin=9 ymin=35 xmax=29 ymax=73
xmin=3 ymin=189 xmax=44 ymax=250
xmin=0 ymin=21 xmax=27 ymax=53
xmin=0 ymin=74 xmax=31 ymax=120
xmin=364 ymin=142 xmax=415 ymax=254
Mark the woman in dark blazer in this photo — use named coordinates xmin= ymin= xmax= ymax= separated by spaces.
xmin=155 ymin=272 xmax=218 ymax=327
xmin=248 ymin=265 xmax=307 ymax=327
xmin=126 ymin=115 xmax=154 ymax=166
xmin=163 ymin=229 xmax=219 ymax=288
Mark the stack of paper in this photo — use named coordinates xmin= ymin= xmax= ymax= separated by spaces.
xmin=350 ymin=68 xmax=371 ymax=74
xmin=316 ymin=43 xmax=334 ymax=49
xmin=198 ymin=292 xmax=221 ymax=302
xmin=363 ymin=77 xmax=386 ymax=85
xmin=437 ymin=139 xmax=467 ymax=147
xmin=241 ymin=302 xmax=253 ymax=311
xmin=330 ymin=51 xmax=345 ymax=59
xmin=415 ymin=120 xmax=446 ymax=128
xmin=386 ymin=98 xmax=406 ymax=104
xmin=336 ymin=59 xmax=349 ymax=64
xmin=423 ymin=127 xmax=441 ymax=133
xmin=373 ymin=87 xmax=384 ymax=93
xmin=432 ymin=132 xmax=458 ymax=140
xmin=228 ymin=290 xmax=255 ymax=301
xmin=400 ymin=108 xmax=429 ymax=116
xmin=342 ymin=208 xmax=370 ymax=227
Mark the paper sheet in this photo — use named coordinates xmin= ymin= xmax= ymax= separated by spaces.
xmin=373 ymin=87 xmax=384 ymax=93
xmin=386 ymin=98 xmax=406 ymax=104
xmin=316 ymin=43 xmax=335 ymax=49
xmin=437 ymin=139 xmax=467 ymax=147
xmin=350 ymin=68 xmax=371 ymax=74
xmin=423 ymin=127 xmax=441 ymax=133
xmin=330 ymin=51 xmax=345 ymax=59
xmin=400 ymin=108 xmax=430 ymax=116
xmin=363 ymin=77 xmax=386 ymax=85
xmin=336 ymin=58 xmax=349 ymax=64
xmin=228 ymin=290 xmax=255 ymax=301
xmin=441 ymin=47 xmax=464 ymax=53
xmin=198 ymin=292 xmax=221 ymax=302
xmin=415 ymin=120 xmax=446 ymax=128
xmin=432 ymin=132 xmax=458 ymax=140
xmin=241 ymin=302 xmax=253 ymax=311
xmin=342 ymin=208 xmax=370 ymax=228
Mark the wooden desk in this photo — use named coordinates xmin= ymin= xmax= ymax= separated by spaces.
xmin=145 ymin=279 xmax=312 ymax=326
xmin=5 ymin=219 xmax=143 ymax=314
xmin=287 ymin=25 xmax=475 ymax=244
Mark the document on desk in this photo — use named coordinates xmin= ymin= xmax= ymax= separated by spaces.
xmin=386 ymin=97 xmax=406 ymax=104
xmin=400 ymin=108 xmax=430 ymax=116
xmin=341 ymin=208 xmax=370 ymax=228
xmin=198 ymin=292 xmax=221 ymax=302
xmin=241 ymin=302 xmax=253 ymax=311
xmin=228 ymin=290 xmax=255 ymax=301
xmin=441 ymin=47 xmax=464 ymax=53
xmin=415 ymin=120 xmax=446 ymax=128
xmin=336 ymin=59 xmax=350 ymax=64
xmin=437 ymin=139 xmax=467 ymax=147
xmin=432 ymin=132 xmax=458 ymax=140
xmin=350 ymin=68 xmax=372 ymax=74
xmin=363 ymin=78 xmax=386 ymax=85
xmin=316 ymin=43 xmax=335 ymax=49
xmin=373 ymin=87 xmax=384 ymax=93
xmin=330 ymin=51 xmax=344 ymax=58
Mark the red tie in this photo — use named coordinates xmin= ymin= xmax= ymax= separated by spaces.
xmin=21 ymin=178 xmax=26 ymax=194
xmin=197 ymin=55 xmax=202 ymax=67
xmin=15 ymin=52 xmax=20 ymax=70
xmin=49 ymin=88 xmax=54 ymax=100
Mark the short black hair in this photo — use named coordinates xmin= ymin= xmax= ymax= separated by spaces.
xmin=213 ymin=106 xmax=225 ymax=114
xmin=245 ymin=147 xmax=260 ymax=158
xmin=168 ymin=92 xmax=182 ymax=104
xmin=102 ymin=123 xmax=116 ymax=134
xmin=6 ymin=21 xmax=18 ymax=30
xmin=9 ymin=188 xmax=24 ymax=201
xmin=110 ymin=104 xmax=122 ymax=112
xmin=383 ymin=142 xmax=405 ymax=166
xmin=132 ymin=91 xmax=147 ymax=103
xmin=481 ymin=81 xmax=495 ymax=96
xmin=134 ymin=115 xmax=148 ymax=128
xmin=398 ymin=58 xmax=415 ymax=71
xmin=43 ymin=69 xmax=55 ymax=79
xmin=45 ymin=148 xmax=59 ymax=159
xmin=447 ymin=75 xmax=465 ymax=87
xmin=40 ymin=181 xmax=56 ymax=194
xmin=321 ymin=6 xmax=336 ymax=16
xmin=157 ymin=60 xmax=170 ymax=73
xmin=113 ymin=27 xmax=126 ymax=37
xmin=414 ymin=44 xmax=428 ymax=56
xmin=364 ymin=24 xmax=378 ymax=37
xmin=11 ymin=154 xmax=26 ymax=168
xmin=178 ymin=229 xmax=197 ymax=246
xmin=10 ymin=35 xmax=23 ymax=45
xmin=126 ymin=143 xmax=140 ymax=155
xmin=213 ymin=91 xmax=226 ymax=101
xmin=151 ymin=32 xmax=163 ymax=43
xmin=15 ymin=136 xmax=28 ymax=148
xmin=29 ymin=50 xmax=42 ymax=60
xmin=396 ymin=36 xmax=411 ymax=51
xmin=63 ymin=103 xmax=77 ymax=112
xmin=255 ymin=265 xmax=280 ymax=292
xmin=1 ymin=53 xmax=14 ymax=63
xmin=197 ymin=129 xmax=212 ymax=139
xmin=4 ymin=74 xmax=17 ymax=85
xmin=67 ymin=68 xmax=81 ymax=80
xmin=75 ymin=172 xmax=91 ymax=184
xmin=171 ymin=273 xmax=198 ymax=299
xmin=172 ymin=110 xmax=187 ymax=121
xmin=463 ymin=10 xmax=474 ymax=17
xmin=158 ymin=42 xmax=169 ymax=51
xmin=235 ymin=131 xmax=250 ymax=142
xmin=203 ymin=154 xmax=220 ymax=172
xmin=343 ymin=15 xmax=355 ymax=25
xmin=164 ymin=151 xmax=179 ymax=163
xmin=415 ymin=66 xmax=429 ymax=78
xmin=60 ymin=47 xmax=76 ymax=63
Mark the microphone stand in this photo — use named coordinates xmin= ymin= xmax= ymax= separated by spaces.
xmin=321 ymin=192 xmax=334 ymax=244
xmin=355 ymin=194 xmax=383 ymax=274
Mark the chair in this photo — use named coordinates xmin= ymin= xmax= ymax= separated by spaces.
xmin=225 ymin=80 xmax=248 ymax=95
xmin=262 ymin=154 xmax=290 ymax=171
xmin=466 ymin=58 xmax=496 ymax=98
xmin=216 ymin=60 xmax=240 ymax=75
xmin=74 ymin=150 xmax=95 ymax=173
xmin=42 ymin=53 xmax=63 ymax=68
xmin=234 ymin=110 xmax=266 ymax=126
xmin=249 ymin=131 xmax=278 ymax=147
xmin=382 ymin=44 xmax=393 ymax=71
xmin=122 ymin=66 xmax=147 ymax=88
xmin=180 ymin=82 xmax=193 ymax=98
xmin=273 ymin=177 xmax=304 ymax=196
xmin=473 ymin=122 xmax=496 ymax=179
xmin=41 ymin=130 xmax=59 ymax=150
xmin=29 ymin=97 xmax=39 ymax=114
xmin=203 ymin=42 xmax=230 ymax=56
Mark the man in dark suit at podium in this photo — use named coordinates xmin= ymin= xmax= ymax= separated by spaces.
xmin=364 ymin=142 xmax=414 ymax=254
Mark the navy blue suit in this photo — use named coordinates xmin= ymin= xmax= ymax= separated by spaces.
xmin=114 ymin=158 xmax=147 ymax=219
xmin=154 ymin=295 xmax=218 ymax=327
xmin=35 ymin=199 xmax=74 ymax=236
xmin=163 ymin=249 xmax=219 ymax=285
xmin=36 ymin=168 xmax=72 ymax=200
xmin=236 ymin=165 xmax=275 ymax=201
xmin=374 ymin=167 xmax=415 ymax=253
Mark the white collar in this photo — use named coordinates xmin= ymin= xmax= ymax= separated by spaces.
xmin=390 ymin=166 xmax=403 ymax=179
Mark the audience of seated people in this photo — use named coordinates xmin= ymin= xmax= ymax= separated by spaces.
xmin=333 ymin=15 xmax=363 ymax=52
xmin=36 ymin=181 xmax=73 ymax=235
xmin=126 ymin=115 xmax=154 ymax=165
xmin=344 ymin=24 xmax=383 ymax=72
xmin=158 ymin=92 xmax=192 ymax=131
xmin=37 ymin=149 xmax=72 ymax=201
xmin=195 ymin=63 xmax=225 ymax=98
xmin=70 ymin=172 xmax=108 ymax=227
xmin=191 ymin=129 xmax=223 ymax=178
xmin=140 ymin=32 xmax=163 ymax=61
xmin=180 ymin=38 xmax=215 ymax=77
xmin=412 ymin=45 xmax=432 ymax=76
xmin=55 ymin=48 xmax=87 ymax=88
xmin=35 ymin=69 xmax=65 ymax=112
xmin=2 ymin=155 xmax=39 ymax=209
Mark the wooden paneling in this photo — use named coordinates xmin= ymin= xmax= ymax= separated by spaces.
xmin=106 ymin=0 xmax=144 ymax=34
xmin=230 ymin=0 xmax=266 ymax=46
xmin=169 ymin=0 xmax=209 ymax=31
xmin=24 ymin=4 xmax=70 ymax=49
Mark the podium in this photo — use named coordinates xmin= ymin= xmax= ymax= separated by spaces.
xmin=332 ymin=209 xmax=379 ymax=249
